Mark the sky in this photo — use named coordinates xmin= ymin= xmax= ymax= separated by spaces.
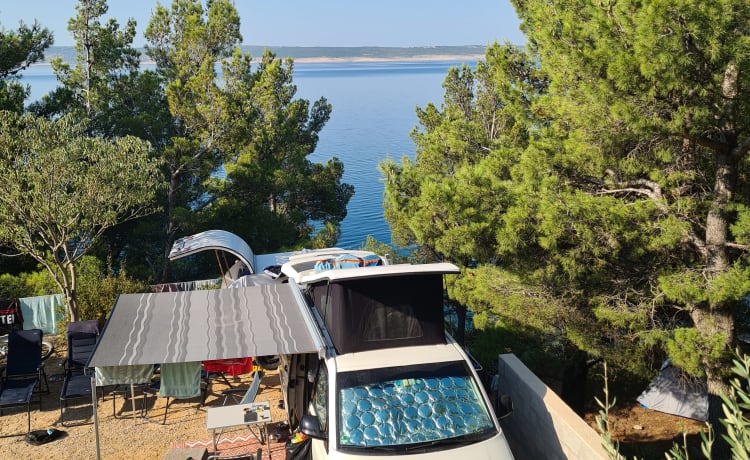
xmin=0 ymin=0 xmax=526 ymax=48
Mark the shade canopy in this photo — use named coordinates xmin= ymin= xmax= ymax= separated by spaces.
xmin=88 ymin=283 xmax=324 ymax=368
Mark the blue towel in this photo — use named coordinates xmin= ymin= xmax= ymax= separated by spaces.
xmin=19 ymin=294 xmax=64 ymax=334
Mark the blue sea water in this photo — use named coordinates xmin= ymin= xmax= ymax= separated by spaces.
xmin=21 ymin=60 xmax=475 ymax=249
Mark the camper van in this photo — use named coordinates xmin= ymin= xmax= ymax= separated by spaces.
xmin=275 ymin=251 xmax=515 ymax=459
xmin=165 ymin=230 xmax=516 ymax=459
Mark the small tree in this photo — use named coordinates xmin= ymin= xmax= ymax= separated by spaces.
xmin=0 ymin=20 xmax=53 ymax=112
xmin=0 ymin=111 xmax=162 ymax=321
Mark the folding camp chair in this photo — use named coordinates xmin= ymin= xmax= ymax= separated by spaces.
xmin=143 ymin=362 xmax=204 ymax=424
xmin=202 ymin=357 xmax=254 ymax=403
xmin=0 ymin=329 xmax=52 ymax=433
xmin=59 ymin=320 xmax=100 ymax=426
xmin=218 ymin=369 xmax=264 ymax=407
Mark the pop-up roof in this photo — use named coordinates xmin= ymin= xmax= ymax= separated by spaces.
xmin=306 ymin=264 xmax=460 ymax=354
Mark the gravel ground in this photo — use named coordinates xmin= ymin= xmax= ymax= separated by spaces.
xmin=0 ymin=335 xmax=289 ymax=460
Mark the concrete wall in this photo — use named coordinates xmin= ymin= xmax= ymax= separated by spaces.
xmin=496 ymin=354 xmax=609 ymax=460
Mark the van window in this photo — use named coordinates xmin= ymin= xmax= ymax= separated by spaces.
xmin=311 ymin=362 xmax=328 ymax=431
xmin=336 ymin=361 xmax=495 ymax=450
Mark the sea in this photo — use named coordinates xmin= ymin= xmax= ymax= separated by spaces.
xmin=20 ymin=59 xmax=478 ymax=249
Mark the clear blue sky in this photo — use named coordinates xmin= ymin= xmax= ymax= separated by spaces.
xmin=0 ymin=1 xmax=525 ymax=47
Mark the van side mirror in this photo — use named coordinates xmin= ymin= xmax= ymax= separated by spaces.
xmin=300 ymin=414 xmax=327 ymax=440
xmin=496 ymin=394 xmax=513 ymax=419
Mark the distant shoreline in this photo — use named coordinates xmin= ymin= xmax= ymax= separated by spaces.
xmin=33 ymin=53 xmax=484 ymax=67
xmin=39 ymin=45 xmax=488 ymax=66
xmin=289 ymin=54 xmax=483 ymax=64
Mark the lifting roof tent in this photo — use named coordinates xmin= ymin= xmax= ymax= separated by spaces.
xmin=301 ymin=263 xmax=461 ymax=354
xmin=168 ymin=229 xmax=337 ymax=275
xmin=169 ymin=229 xmax=258 ymax=272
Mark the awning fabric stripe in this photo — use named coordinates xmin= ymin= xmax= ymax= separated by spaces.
xmin=88 ymin=284 xmax=323 ymax=368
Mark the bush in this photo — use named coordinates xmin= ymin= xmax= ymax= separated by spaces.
xmin=76 ymin=258 xmax=149 ymax=322
xmin=0 ymin=269 xmax=56 ymax=299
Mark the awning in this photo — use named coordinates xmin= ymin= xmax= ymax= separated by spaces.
xmin=88 ymin=282 xmax=324 ymax=368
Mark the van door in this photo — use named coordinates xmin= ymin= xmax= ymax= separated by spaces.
xmin=307 ymin=361 xmax=329 ymax=459
xmin=282 ymin=353 xmax=319 ymax=429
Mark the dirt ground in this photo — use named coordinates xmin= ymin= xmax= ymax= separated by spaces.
xmin=0 ymin=335 xmax=289 ymax=460
xmin=583 ymin=401 xmax=708 ymax=459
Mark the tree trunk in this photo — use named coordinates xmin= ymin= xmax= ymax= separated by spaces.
xmin=560 ymin=351 xmax=589 ymax=416
xmin=691 ymin=305 xmax=733 ymax=459
xmin=160 ymin=171 xmax=180 ymax=282
xmin=68 ymin=262 xmax=78 ymax=322
xmin=699 ymin=88 xmax=738 ymax=453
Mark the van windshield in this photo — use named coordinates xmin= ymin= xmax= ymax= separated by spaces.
xmin=336 ymin=361 xmax=495 ymax=449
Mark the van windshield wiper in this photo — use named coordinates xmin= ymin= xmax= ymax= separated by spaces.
xmin=401 ymin=436 xmax=476 ymax=452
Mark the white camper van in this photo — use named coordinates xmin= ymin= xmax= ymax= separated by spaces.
xmin=276 ymin=251 xmax=515 ymax=459
xmin=164 ymin=230 xmax=515 ymax=459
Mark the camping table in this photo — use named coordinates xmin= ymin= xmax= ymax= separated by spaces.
xmin=206 ymin=400 xmax=271 ymax=459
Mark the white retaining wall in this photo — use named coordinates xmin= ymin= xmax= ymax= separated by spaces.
xmin=496 ymin=354 xmax=609 ymax=460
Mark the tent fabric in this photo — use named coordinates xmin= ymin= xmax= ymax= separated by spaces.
xmin=19 ymin=294 xmax=64 ymax=334
xmin=636 ymin=363 xmax=708 ymax=422
xmin=229 ymin=274 xmax=279 ymax=288
xmin=88 ymin=283 xmax=323 ymax=369
xmin=149 ymin=278 xmax=222 ymax=293
xmin=310 ymin=274 xmax=447 ymax=354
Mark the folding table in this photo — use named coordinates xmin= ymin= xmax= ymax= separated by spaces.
xmin=206 ymin=400 xmax=271 ymax=459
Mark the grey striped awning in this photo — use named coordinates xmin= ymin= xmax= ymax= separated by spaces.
xmin=87 ymin=283 xmax=324 ymax=367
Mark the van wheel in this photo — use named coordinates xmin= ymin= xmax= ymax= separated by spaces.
xmin=256 ymin=355 xmax=280 ymax=370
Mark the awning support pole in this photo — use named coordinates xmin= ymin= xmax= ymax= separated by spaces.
xmin=215 ymin=250 xmax=229 ymax=287
xmin=92 ymin=375 xmax=101 ymax=460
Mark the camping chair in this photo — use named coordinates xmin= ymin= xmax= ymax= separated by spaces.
xmin=0 ymin=329 xmax=52 ymax=433
xmin=218 ymin=369 xmax=264 ymax=407
xmin=143 ymin=362 xmax=204 ymax=424
xmin=59 ymin=320 xmax=100 ymax=426
xmin=202 ymin=357 xmax=254 ymax=403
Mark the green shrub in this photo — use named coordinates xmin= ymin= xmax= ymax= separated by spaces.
xmin=76 ymin=259 xmax=149 ymax=322
xmin=0 ymin=273 xmax=31 ymax=298
xmin=0 ymin=268 xmax=56 ymax=299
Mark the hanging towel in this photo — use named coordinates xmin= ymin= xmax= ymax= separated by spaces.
xmin=159 ymin=362 xmax=202 ymax=399
xmin=95 ymin=364 xmax=154 ymax=386
xmin=19 ymin=294 xmax=64 ymax=334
